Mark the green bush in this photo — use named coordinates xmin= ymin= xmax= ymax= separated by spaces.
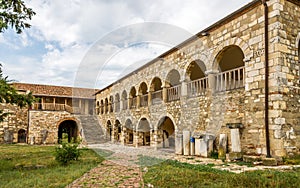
xmin=55 ymin=142 xmax=81 ymax=165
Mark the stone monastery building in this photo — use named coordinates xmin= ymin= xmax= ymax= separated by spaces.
xmin=1 ymin=0 xmax=300 ymax=159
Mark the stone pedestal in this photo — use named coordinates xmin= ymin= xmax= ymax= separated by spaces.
xmin=199 ymin=139 xmax=208 ymax=157
xmin=175 ymin=134 xmax=183 ymax=155
xmin=231 ymin=128 xmax=241 ymax=152
xmin=195 ymin=138 xmax=201 ymax=156
xmin=190 ymin=138 xmax=195 ymax=156
xmin=183 ymin=130 xmax=190 ymax=156
xmin=218 ymin=134 xmax=227 ymax=160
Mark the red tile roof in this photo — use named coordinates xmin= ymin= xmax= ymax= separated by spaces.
xmin=13 ymin=83 xmax=97 ymax=99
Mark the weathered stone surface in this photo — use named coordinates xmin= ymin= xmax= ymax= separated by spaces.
xmin=262 ymin=158 xmax=278 ymax=166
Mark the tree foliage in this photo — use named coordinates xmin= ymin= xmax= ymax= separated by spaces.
xmin=0 ymin=65 xmax=35 ymax=121
xmin=0 ymin=0 xmax=35 ymax=34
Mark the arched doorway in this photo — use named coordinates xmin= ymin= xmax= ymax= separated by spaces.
xmin=115 ymin=120 xmax=122 ymax=142
xmin=137 ymin=118 xmax=151 ymax=146
xmin=18 ymin=129 xmax=26 ymax=143
xmin=58 ymin=120 xmax=78 ymax=143
xmin=157 ymin=116 xmax=175 ymax=148
xmin=125 ymin=119 xmax=134 ymax=144
xmin=106 ymin=120 xmax=112 ymax=141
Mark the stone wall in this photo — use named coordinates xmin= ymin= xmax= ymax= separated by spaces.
xmin=96 ymin=0 xmax=300 ymax=157
xmin=0 ymin=104 xmax=28 ymax=143
xmin=28 ymin=110 xmax=81 ymax=144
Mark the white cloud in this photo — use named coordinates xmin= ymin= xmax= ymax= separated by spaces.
xmin=2 ymin=0 xmax=251 ymax=88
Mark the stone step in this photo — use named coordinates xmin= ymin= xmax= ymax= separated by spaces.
xmin=76 ymin=115 xmax=108 ymax=144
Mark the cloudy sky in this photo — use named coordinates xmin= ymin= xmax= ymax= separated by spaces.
xmin=0 ymin=0 xmax=250 ymax=89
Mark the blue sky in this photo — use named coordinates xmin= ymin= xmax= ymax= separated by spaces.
xmin=0 ymin=0 xmax=250 ymax=89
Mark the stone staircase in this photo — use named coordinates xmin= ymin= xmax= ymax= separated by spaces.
xmin=76 ymin=115 xmax=108 ymax=144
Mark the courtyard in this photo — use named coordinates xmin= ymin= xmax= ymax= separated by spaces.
xmin=1 ymin=143 xmax=300 ymax=188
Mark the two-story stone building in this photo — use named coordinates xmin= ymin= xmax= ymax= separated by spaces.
xmin=95 ymin=0 xmax=300 ymax=158
xmin=0 ymin=83 xmax=99 ymax=144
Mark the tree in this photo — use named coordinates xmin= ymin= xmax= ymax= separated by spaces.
xmin=0 ymin=0 xmax=35 ymax=121
xmin=0 ymin=0 xmax=36 ymax=34
xmin=0 ymin=65 xmax=35 ymax=121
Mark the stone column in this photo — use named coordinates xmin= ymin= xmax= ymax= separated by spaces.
xmin=41 ymin=97 xmax=44 ymax=110
xmin=231 ymin=129 xmax=241 ymax=152
xmin=183 ymin=130 xmax=190 ymax=155
xmin=205 ymin=70 xmax=218 ymax=93
xmin=137 ymin=94 xmax=141 ymax=109
xmin=199 ymin=139 xmax=208 ymax=157
xmin=227 ymin=123 xmax=243 ymax=160
xmin=218 ymin=134 xmax=227 ymax=160
xmin=180 ymin=79 xmax=188 ymax=97
xmin=148 ymin=89 xmax=152 ymax=106
xmin=162 ymin=86 xmax=168 ymax=103
xmin=175 ymin=133 xmax=183 ymax=155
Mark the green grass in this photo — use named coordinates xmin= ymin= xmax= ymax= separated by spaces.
xmin=143 ymin=160 xmax=300 ymax=188
xmin=0 ymin=144 xmax=104 ymax=188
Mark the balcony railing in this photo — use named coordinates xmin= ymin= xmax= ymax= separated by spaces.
xmin=31 ymin=103 xmax=80 ymax=114
xmin=187 ymin=77 xmax=208 ymax=97
xmin=115 ymin=101 xmax=120 ymax=112
xmin=129 ymin=97 xmax=137 ymax=109
xmin=167 ymin=85 xmax=181 ymax=102
xmin=215 ymin=66 xmax=245 ymax=92
xmin=140 ymin=94 xmax=148 ymax=107
xmin=122 ymin=99 xmax=128 ymax=110
xmin=151 ymin=90 xmax=163 ymax=104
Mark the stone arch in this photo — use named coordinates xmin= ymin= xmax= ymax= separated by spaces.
xmin=139 ymin=82 xmax=148 ymax=107
xmin=165 ymin=69 xmax=181 ymax=87
xmin=185 ymin=60 xmax=207 ymax=81
xmin=58 ymin=119 xmax=78 ymax=143
xmin=100 ymin=99 xmax=104 ymax=114
xmin=17 ymin=129 xmax=26 ymax=143
xmin=106 ymin=120 xmax=113 ymax=140
xmin=115 ymin=119 xmax=122 ymax=142
xmin=183 ymin=52 xmax=209 ymax=78
xmin=213 ymin=45 xmax=245 ymax=72
xmin=124 ymin=118 xmax=134 ymax=144
xmin=129 ymin=87 xmax=137 ymax=109
xmin=96 ymin=101 xmax=100 ymax=114
xmin=156 ymin=113 xmax=178 ymax=131
xmin=115 ymin=93 xmax=120 ymax=112
xmin=109 ymin=95 xmax=114 ymax=112
xmin=137 ymin=117 xmax=151 ymax=146
xmin=139 ymin=82 xmax=148 ymax=95
xmin=105 ymin=98 xmax=109 ymax=113
xmin=296 ymin=33 xmax=300 ymax=63
xmin=121 ymin=90 xmax=128 ymax=110
xmin=150 ymin=77 xmax=163 ymax=104
xmin=157 ymin=116 xmax=176 ymax=148
xmin=150 ymin=77 xmax=162 ymax=91
xmin=210 ymin=37 xmax=253 ymax=70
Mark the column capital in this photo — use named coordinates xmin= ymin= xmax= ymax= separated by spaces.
xmin=205 ymin=70 xmax=219 ymax=75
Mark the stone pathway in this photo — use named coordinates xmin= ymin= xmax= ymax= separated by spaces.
xmin=68 ymin=143 xmax=300 ymax=187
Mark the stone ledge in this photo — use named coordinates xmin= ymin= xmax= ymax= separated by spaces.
xmin=262 ymin=158 xmax=278 ymax=166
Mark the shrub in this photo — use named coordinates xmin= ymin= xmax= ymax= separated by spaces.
xmin=55 ymin=142 xmax=81 ymax=165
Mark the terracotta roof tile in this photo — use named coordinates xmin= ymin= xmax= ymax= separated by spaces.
xmin=12 ymin=83 xmax=97 ymax=99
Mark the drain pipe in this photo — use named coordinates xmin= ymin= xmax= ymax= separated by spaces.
xmin=262 ymin=0 xmax=271 ymax=158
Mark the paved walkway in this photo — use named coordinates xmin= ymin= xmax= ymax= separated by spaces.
xmin=68 ymin=143 xmax=300 ymax=187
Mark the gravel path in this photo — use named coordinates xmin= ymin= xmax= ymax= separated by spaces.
xmin=67 ymin=143 xmax=300 ymax=187
xmin=67 ymin=143 xmax=174 ymax=188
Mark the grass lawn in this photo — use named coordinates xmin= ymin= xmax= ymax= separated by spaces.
xmin=0 ymin=144 xmax=104 ymax=188
xmin=143 ymin=160 xmax=300 ymax=188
